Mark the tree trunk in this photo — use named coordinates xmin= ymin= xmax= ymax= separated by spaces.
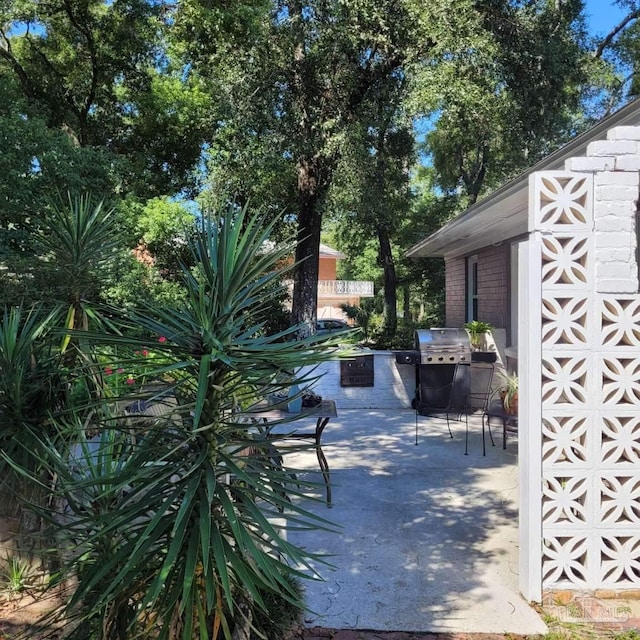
xmin=291 ymin=157 xmax=323 ymax=336
xmin=403 ymin=285 xmax=410 ymax=320
xmin=288 ymin=2 xmax=323 ymax=336
xmin=377 ymin=225 xmax=397 ymax=335
xmin=230 ymin=592 xmax=253 ymax=640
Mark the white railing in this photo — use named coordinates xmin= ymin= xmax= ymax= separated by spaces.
xmin=317 ymin=280 xmax=374 ymax=297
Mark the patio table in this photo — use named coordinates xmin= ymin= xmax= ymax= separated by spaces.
xmin=241 ymin=399 xmax=337 ymax=506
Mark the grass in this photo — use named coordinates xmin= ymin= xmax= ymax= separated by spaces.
xmin=0 ymin=555 xmax=33 ymax=597
xmin=538 ymin=612 xmax=640 ymax=640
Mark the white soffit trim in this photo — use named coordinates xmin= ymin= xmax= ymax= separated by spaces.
xmin=407 ymin=97 xmax=640 ymax=260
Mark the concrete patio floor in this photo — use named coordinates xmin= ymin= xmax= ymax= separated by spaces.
xmin=283 ymin=408 xmax=548 ymax=636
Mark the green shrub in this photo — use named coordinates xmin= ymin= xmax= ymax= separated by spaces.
xmin=251 ymin=575 xmax=303 ymax=639
xmin=371 ymin=319 xmax=427 ymax=350
xmin=0 ymin=555 xmax=33 ymax=596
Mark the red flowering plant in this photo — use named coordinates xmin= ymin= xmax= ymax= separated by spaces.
xmin=98 ymin=336 xmax=171 ymax=398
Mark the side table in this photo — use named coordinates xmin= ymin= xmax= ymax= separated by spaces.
xmin=484 ymin=400 xmax=519 ymax=455
xmin=241 ymin=400 xmax=337 ymax=506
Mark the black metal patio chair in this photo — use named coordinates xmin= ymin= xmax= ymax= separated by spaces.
xmin=463 ymin=362 xmax=495 ymax=455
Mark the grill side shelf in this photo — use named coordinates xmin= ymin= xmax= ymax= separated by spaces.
xmin=395 ymin=351 xmax=420 ymax=365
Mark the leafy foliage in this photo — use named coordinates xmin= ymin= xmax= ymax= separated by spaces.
xmin=5 ymin=0 xmax=638 ymax=341
xmin=186 ymin=0 xmax=429 ymax=329
xmin=0 ymin=76 xmax=116 ymax=258
xmin=412 ymin=0 xmax=588 ymax=205
xmin=0 ymin=0 xmax=212 ymax=197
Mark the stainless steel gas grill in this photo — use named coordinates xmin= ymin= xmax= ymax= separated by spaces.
xmin=414 ymin=328 xmax=471 ymax=365
xmin=396 ymin=328 xmax=471 ymax=412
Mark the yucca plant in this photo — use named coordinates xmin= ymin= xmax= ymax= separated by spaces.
xmin=0 ymin=305 xmax=67 ymax=496
xmin=30 ymin=193 xmax=121 ymax=333
xmin=1 ymin=194 xmax=125 ymax=518
xmin=0 ymin=195 xmax=146 ymax=626
xmin=0 ymin=306 xmax=63 ymax=429
xmin=22 ymin=204 xmax=345 ymax=639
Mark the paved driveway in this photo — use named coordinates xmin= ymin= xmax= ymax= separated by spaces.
xmin=284 ymin=408 xmax=547 ymax=635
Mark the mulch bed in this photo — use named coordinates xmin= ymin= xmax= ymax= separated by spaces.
xmin=299 ymin=630 xmax=527 ymax=640
xmin=3 ymin=594 xmax=638 ymax=640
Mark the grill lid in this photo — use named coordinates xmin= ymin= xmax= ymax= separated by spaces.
xmin=415 ymin=328 xmax=471 ymax=364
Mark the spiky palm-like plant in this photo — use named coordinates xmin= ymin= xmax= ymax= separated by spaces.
xmin=0 ymin=194 xmax=128 ymax=595
xmin=0 ymin=305 xmax=65 ymax=500
xmin=31 ymin=193 xmax=121 ymax=332
xmin=22 ymin=205 xmax=344 ymax=639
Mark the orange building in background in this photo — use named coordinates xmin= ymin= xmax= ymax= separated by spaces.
xmin=317 ymin=243 xmax=373 ymax=320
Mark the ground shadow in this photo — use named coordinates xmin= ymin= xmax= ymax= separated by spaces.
xmin=282 ymin=408 xmax=542 ymax=634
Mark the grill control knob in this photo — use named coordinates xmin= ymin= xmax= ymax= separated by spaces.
xmin=449 ymin=356 xmax=455 ymax=361
xmin=438 ymin=356 xmax=444 ymax=362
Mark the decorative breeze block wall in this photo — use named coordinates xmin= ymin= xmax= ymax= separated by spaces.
xmin=530 ymin=137 xmax=640 ymax=593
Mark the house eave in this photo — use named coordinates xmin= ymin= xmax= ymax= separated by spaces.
xmin=406 ymin=183 xmax=529 ymax=259
xmin=407 ymin=97 xmax=640 ymax=259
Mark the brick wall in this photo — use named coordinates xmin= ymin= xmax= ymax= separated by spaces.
xmin=445 ymin=257 xmax=466 ymax=326
xmin=476 ymin=244 xmax=510 ymax=329
xmin=565 ymin=126 xmax=640 ymax=293
xmin=318 ymin=256 xmax=337 ymax=280
xmin=445 ymin=245 xmax=510 ymax=330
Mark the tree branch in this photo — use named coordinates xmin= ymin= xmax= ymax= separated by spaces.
xmin=593 ymin=9 xmax=640 ymax=59
xmin=0 ymin=29 xmax=35 ymax=100
xmin=62 ymin=0 xmax=100 ymax=145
